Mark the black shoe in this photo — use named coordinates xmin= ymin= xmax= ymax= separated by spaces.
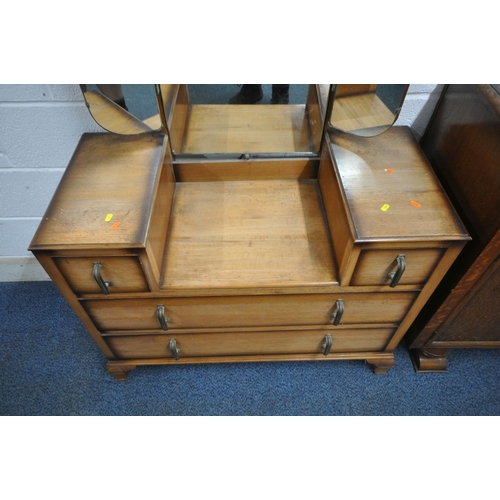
xmin=270 ymin=84 xmax=289 ymax=104
xmin=228 ymin=85 xmax=263 ymax=104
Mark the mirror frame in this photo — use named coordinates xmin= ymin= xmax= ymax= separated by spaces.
xmin=325 ymin=84 xmax=409 ymax=137
xmin=80 ymin=84 xmax=166 ymax=135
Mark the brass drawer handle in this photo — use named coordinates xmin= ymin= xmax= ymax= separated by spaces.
xmin=331 ymin=299 xmax=344 ymax=326
xmin=387 ymin=254 xmax=406 ymax=287
xmin=157 ymin=304 xmax=170 ymax=331
xmin=92 ymin=262 xmax=113 ymax=295
xmin=322 ymin=334 xmax=332 ymax=356
xmin=169 ymin=338 xmax=180 ymax=360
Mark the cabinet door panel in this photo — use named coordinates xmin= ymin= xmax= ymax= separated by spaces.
xmin=433 ymin=258 xmax=500 ymax=343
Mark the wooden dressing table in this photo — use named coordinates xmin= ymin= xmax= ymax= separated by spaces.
xmin=29 ymin=84 xmax=469 ymax=380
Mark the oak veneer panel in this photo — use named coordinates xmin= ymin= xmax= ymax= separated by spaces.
xmin=350 ymin=247 xmax=446 ymax=287
xmin=29 ymin=133 xmax=167 ymax=251
xmin=181 ymin=104 xmax=311 ymax=154
xmin=318 ymin=85 xmax=330 ymax=114
xmin=105 ymin=328 xmax=396 ymax=359
xmin=306 ymin=85 xmax=323 ymax=152
xmin=328 ymin=127 xmax=468 ymax=242
xmin=82 ymin=292 xmax=417 ymax=332
xmin=433 ymin=256 xmax=500 ymax=343
xmin=169 ymin=84 xmax=190 ymax=154
xmin=146 ymin=145 xmax=176 ymax=281
xmin=421 ymin=84 xmax=500 ymax=246
xmin=318 ymin=145 xmax=354 ymax=282
xmin=334 ymin=85 xmax=378 ymax=97
xmin=54 ymin=255 xmax=149 ymax=295
xmin=173 ymin=158 xmax=319 ymax=182
xmin=162 ymin=179 xmax=338 ymax=289
xmin=159 ymin=84 xmax=177 ymax=128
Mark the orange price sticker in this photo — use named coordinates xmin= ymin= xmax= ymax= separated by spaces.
xmin=381 ymin=204 xmax=390 ymax=212
xmin=110 ymin=221 xmax=121 ymax=230
xmin=410 ymin=200 xmax=422 ymax=208
xmin=384 ymin=169 xmax=395 ymax=173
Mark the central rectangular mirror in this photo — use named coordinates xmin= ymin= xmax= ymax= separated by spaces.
xmin=164 ymin=84 xmax=328 ymax=158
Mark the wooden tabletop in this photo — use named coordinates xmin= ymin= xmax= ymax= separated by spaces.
xmin=327 ymin=126 xmax=470 ymax=242
xmin=181 ymin=104 xmax=312 ymax=154
xmin=29 ymin=133 xmax=167 ymax=250
xmin=162 ymin=179 xmax=339 ymax=289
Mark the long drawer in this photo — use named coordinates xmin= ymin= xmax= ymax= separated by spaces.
xmin=105 ymin=327 xmax=397 ymax=359
xmin=81 ymin=292 xmax=417 ymax=332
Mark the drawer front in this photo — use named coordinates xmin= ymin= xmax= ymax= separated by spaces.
xmin=105 ymin=328 xmax=396 ymax=359
xmin=82 ymin=292 xmax=417 ymax=332
xmin=350 ymin=248 xmax=446 ymax=287
xmin=54 ymin=256 xmax=149 ymax=294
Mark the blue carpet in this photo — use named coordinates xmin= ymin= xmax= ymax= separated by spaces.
xmin=1 ymin=281 xmax=499 ymax=416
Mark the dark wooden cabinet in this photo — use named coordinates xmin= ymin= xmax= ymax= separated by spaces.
xmin=405 ymin=84 xmax=500 ymax=371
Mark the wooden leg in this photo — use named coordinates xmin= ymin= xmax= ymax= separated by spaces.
xmin=107 ymin=363 xmax=137 ymax=381
xmin=367 ymin=356 xmax=395 ymax=375
xmin=410 ymin=348 xmax=449 ymax=373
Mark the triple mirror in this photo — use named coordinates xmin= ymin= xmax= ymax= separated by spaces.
xmin=81 ymin=84 xmax=409 ymax=156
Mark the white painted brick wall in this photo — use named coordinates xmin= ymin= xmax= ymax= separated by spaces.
xmin=0 ymin=84 xmax=102 ymax=280
xmin=0 ymin=84 xmax=442 ymax=281
xmin=395 ymin=84 xmax=444 ymax=139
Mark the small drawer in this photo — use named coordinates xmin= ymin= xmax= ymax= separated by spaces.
xmin=53 ymin=255 xmax=149 ymax=295
xmin=104 ymin=327 xmax=397 ymax=360
xmin=350 ymin=248 xmax=446 ymax=287
xmin=81 ymin=292 xmax=417 ymax=332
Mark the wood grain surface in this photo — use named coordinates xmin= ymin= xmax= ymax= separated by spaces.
xmin=82 ymin=291 xmax=417 ymax=332
xmin=29 ymin=133 xmax=167 ymax=250
xmin=105 ymin=327 xmax=396 ymax=359
xmin=162 ymin=179 xmax=338 ymax=289
xmin=180 ymin=104 xmax=312 ymax=153
xmin=327 ymin=127 xmax=469 ymax=242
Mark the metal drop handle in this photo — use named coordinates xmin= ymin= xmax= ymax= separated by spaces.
xmin=331 ymin=299 xmax=344 ymax=326
xmin=322 ymin=334 xmax=332 ymax=356
xmin=157 ymin=305 xmax=170 ymax=330
xmin=92 ymin=262 xmax=112 ymax=295
xmin=169 ymin=338 xmax=180 ymax=360
xmin=387 ymin=254 xmax=406 ymax=288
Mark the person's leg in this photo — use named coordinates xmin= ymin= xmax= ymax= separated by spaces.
xmin=228 ymin=85 xmax=263 ymax=104
xmin=271 ymin=84 xmax=289 ymax=104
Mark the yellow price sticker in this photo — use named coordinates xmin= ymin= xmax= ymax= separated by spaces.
xmin=105 ymin=214 xmax=113 ymax=222
xmin=381 ymin=204 xmax=390 ymax=212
